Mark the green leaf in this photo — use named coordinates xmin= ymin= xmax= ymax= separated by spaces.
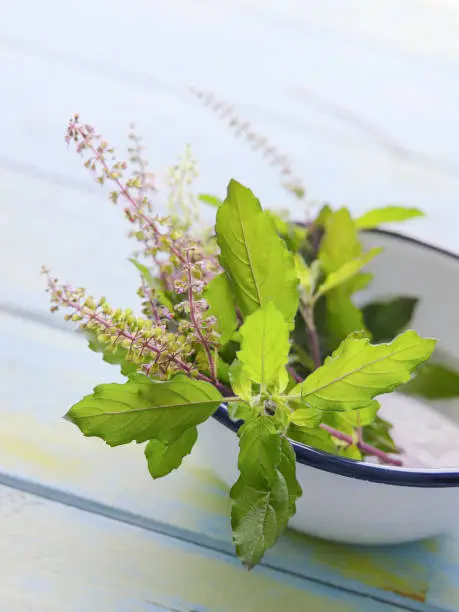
xmin=319 ymin=208 xmax=361 ymax=273
xmin=264 ymin=211 xmax=307 ymax=253
xmin=231 ymin=416 xmax=300 ymax=568
xmin=216 ymin=356 xmax=231 ymax=385
xmin=198 ymin=194 xmax=223 ymax=208
xmin=318 ymin=208 xmax=368 ymax=343
xmin=322 ymin=401 xmax=379 ymax=459
xmin=401 ymin=363 xmax=459 ymax=399
xmin=229 ymin=360 xmax=252 ymax=401
xmin=287 ymin=424 xmax=337 ymax=454
xmin=315 ymin=204 xmax=332 ymax=227
xmin=355 ymin=206 xmax=424 ymax=230
xmin=195 ymin=347 xmax=231 ymax=385
xmin=216 ymin=179 xmax=299 ymax=326
xmin=290 ymin=330 xmax=436 ymax=413
xmin=362 ymin=297 xmax=418 ymax=343
xmin=295 ymin=256 xmax=322 ymax=296
xmin=289 ymin=405 xmax=323 ymax=428
xmin=290 ymin=342 xmax=316 ymax=373
xmin=237 ymin=417 xmax=281 ymax=481
xmin=105 ymin=349 xmax=140 ymax=376
xmin=272 ymin=367 xmax=289 ymax=394
xmin=325 ymin=292 xmax=366 ymax=346
xmin=203 ymin=272 xmax=238 ymax=345
xmin=279 ymin=437 xmax=302 ymax=513
xmin=362 ymin=415 xmax=399 ymax=455
xmin=294 ymin=254 xmax=312 ymax=290
xmin=145 ymin=427 xmax=198 ymax=479
xmin=237 ymin=302 xmax=290 ymax=389
xmin=219 ymin=340 xmax=240 ymax=370
xmin=337 ymin=400 xmax=380 ymax=427
xmin=129 ymin=258 xmax=174 ymax=311
xmin=231 ymin=471 xmax=290 ymax=569
xmin=351 ymin=272 xmax=373 ymax=293
xmin=66 ymin=374 xmax=223 ymax=447
xmin=336 ymin=443 xmax=362 ymax=460
xmin=227 ymin=402 xmax=254 ymax=423
xmin=315 ymin=248 xmax=382 ymax=299
xmin=322 ymin=411 xmax=355 ymax=438
xmin=129 ymin=258 xmax=155 ymax=287
xmin=264 ymin=210 xmax=291 ymax=237
xmin=82 ymin=329 xmax=140 ymax=376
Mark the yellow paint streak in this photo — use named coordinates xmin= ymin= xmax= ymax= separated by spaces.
xmin=0 ymin=410 xmax=87 ymax=478
xmin=420 ymin=536 xmax=459 ymax=610
xmin=0 ymin=485 xmax=361 ymax=612
xmin=186 ymin=464 xmax=229 ymax=493
xmin=0 ymin=408 xmax=229 ymax=531
xmin=285 ymin=530 xmax=428 ymax=602
xmin=0 ymin=432 xmax=57 ymax=471
xmin=420 ymin=537 xmax=440 ymax=554
xmin=179 ymin=465 xmax=230 ymax=516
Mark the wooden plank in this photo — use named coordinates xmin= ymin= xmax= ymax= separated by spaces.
xmin=0 ymin=165 xmax=139 ymax=315
xmin=0 ymin=484 xmax=411 ymax=612
xmin=0 ymin=310 xmax=457 ymax=611
xmin=2 ymin=0 xmax=459 ymax=608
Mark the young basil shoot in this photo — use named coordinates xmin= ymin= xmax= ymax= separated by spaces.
xmin=44 ymin=117 xmax=452 ymax=569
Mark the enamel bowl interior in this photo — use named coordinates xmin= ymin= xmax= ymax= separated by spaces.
xmin=197 ymin=230 xmax=459 ymax=545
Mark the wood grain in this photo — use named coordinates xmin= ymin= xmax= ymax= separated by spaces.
xmin=0 ymin=484 xmax=412 ymax=612
xmin=2 ymin=0 xmax=459 ymax=608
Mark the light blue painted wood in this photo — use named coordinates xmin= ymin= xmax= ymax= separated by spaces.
xmin=0 ymin=166 xmax=138 ymax=314
xmin=2 ymin=1 xmax=459 ymax=609
xmin=0 ymin=484 xmax=411 ymax=612
xmin=1 ymin=0 xmax=459 ymax=224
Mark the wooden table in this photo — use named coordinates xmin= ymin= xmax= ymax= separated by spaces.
xmin=2 ymin=0 xmax=459 ymax=609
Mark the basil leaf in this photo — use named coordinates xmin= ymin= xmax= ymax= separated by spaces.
xmin=66 ymin=374 xmax=222 ymax=447
xmin=145 ymin=427 xmax=198 ymax=478
xmin=238 ymin=302 xmax=290 ymax=389
xmin=402 ymin=362 xmax=459 ymax=399
xmin=216 ymin=179 xmax=299 ymax=326
xmin=362 ymin=297 xmax=418 ymax=343
xmin=290 ymin=330 xmax=435 ymax=413
xmin=355 ymin=206 xmax=424 ymax=230
xmin=231 ymin=417 xmax=300 ymax=568
xmin=204 ymin=272 xmax=238 ymax=345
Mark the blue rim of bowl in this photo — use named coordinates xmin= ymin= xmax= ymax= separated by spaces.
xmin=211 ymin=228 xmax=459 ymax=488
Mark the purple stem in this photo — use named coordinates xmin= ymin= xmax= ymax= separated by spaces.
xmin=320 ymin=424 xmax=403 ymax=467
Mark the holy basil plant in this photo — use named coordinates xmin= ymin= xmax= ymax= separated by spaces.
xmin=45 ymin=117 xmax=440 ymax=569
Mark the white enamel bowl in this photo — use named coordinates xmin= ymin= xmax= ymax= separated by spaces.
xmin=197 ymin=230 xmax=459 ymax=545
